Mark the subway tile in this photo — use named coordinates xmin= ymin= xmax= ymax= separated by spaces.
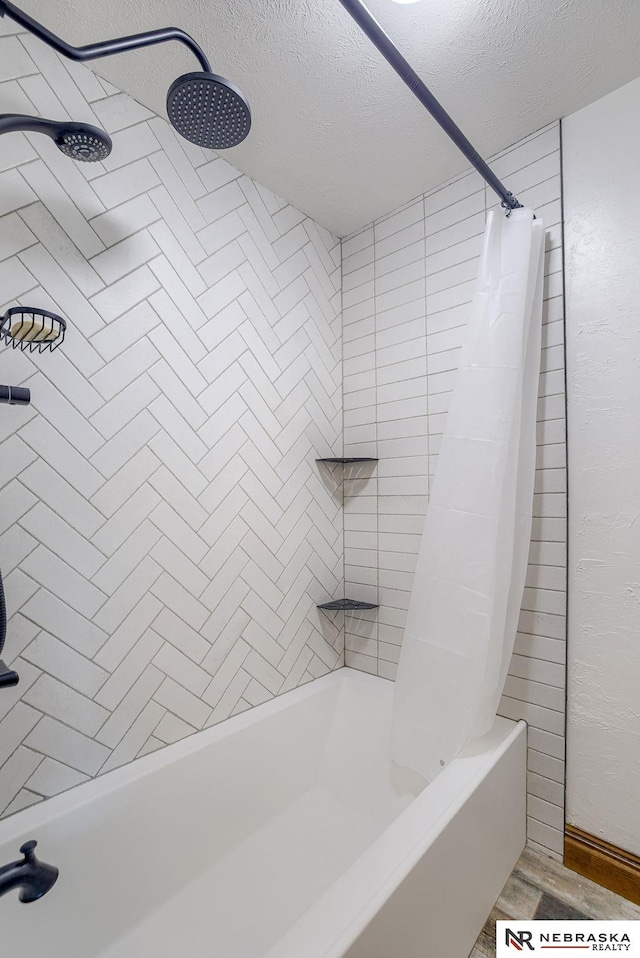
xmin=375 ymin=258 xmax=425 ymax=296
xmin=427 ymin=256 xmax=479 ymax=296
xmin=377 ymin=396 xmax=429 ymax=422
xmin=22 ymin=630 xmax=107 ymax=698
xmin=527 ymin=818 xmax=564 ymax=856
xmin=94 ymin=593 xmax=163 ymax=672
xmin=150 ymin=572 xmax=209 ymax=632
xmin=25 ymin=758 xmax=89 ymax=798
xmin=377 ymin=377 xmax=427 ymax=404
xmin=23 ymin=674 xmax=108 ymax=737
xmin=525 ymin=563 xmax=566 ymax=592
xmin=90 ymin=194 xmax=161 ymax=247
xmin=91 ymin=158 xmax=160 ymax=208
xmin=528 ymin=748 xmax=565 ymax=785
xmin=513 ymin=633 xmax=565 ymax=667
xmin=425 ymin=210 xmax=486 ymax=258
xmin=100 ymin=701 xmax=164 ymax=773
xmin=377 ymin=416 xmax=428 ymax=441
xmin=0 ymin=748 xmax=43 ymax=815
xmin=425 ymin=188 xmax=484 ymax=238
xmin=424 ymin=170 xmax=484 ymax=215
xmin=499 ymin=696 xmax=564 ymax=735
xmin=528 ymin=540 xmax=566 ymax=567
xmin=528 ymin=727 xmax=565 ymax=762
xmin=19 ymin=502 xmax=104 ymax=578
xmin=154 ymin=676 xmax=210 ymax=729
xmin=503 ymin=674 xmax=564 ymax=712
xmin=344 ymin=650 xmax=377 ymax=675
xmin=90 ymin=264 xmax=160 ymax=323
xmin=376 ymin=309 xmax=425 ymax=340
xmin=95 ymin=665 xmax=164 ymax=749
xmin=152 ymin=644 xmax=210 ymax=697
xmin=0 ymin=703 xmax=41 ymax=766
xmin=17 ymin=417 xmax=102 ymax=499
xmin=528 ymin=794 xmax=564 ymax=832
xmin=374 ymin=199 xmax=424 ymax=243
xmin=18 ymin=162 xmax=104 ymax=257
xmin=521 ymin=586 xmax=566 ymax=616
xmin=345 ymin=633 xmax=377 ymax=658
xmin=154 ymin=712 xmax=196 ymax=745
xmin=21 ymin=545 xmax=106 ymax=618
xmin=527 ymin=770 xmax=565 ymax=807
xmin=376 ymin=338 xmax=426 ymax=368
xmin=342 ymin=226 xmax=373 ymax=260
xmin=25 ymin=717 xmax=109 ymax=776
xmin=377 ymin=660 xmax=397 ymax=681
xmin=375 ymin=278 xmax=425 ymax=314
xmin=376 ymin=238 xmax=424 ymax=278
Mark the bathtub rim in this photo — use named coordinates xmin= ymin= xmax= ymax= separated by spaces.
xmin=265 ymin=708 xmax=526 ymax=958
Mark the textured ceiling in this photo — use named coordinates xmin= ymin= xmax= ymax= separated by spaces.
xmin=17 ymin=0 xmax=640 ymax=235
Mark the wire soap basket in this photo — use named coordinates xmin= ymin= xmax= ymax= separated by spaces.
xmin=0 ymin=307 xmax=66 ymax=353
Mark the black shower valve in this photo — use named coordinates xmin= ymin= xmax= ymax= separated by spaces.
xmin=0 ymin=384 xmax=30 ymax=405
xmin=0 ymin=660 xmax=19 ymax=688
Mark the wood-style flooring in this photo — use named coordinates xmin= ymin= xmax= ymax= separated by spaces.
xmin=470 ymin=845 xmax=640 ymax=957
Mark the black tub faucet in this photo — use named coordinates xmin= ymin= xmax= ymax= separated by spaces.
xmin=0 ymin=841 xmax=59 ymax=903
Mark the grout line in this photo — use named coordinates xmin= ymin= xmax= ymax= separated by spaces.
xmin=558 ymin=117 xmax=570 ymax=829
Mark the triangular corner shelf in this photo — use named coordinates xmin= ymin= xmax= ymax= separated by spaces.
xmin=317 ymin=598 xmax=379 ymax=611
xmin=315 ymin=457 xmax=378 ymax=464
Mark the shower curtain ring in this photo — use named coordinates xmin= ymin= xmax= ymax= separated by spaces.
xmin=501 ymin=195 xmax=514 ymax=217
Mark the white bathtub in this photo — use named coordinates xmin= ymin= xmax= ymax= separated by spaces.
xmin=0 ymin=670 xmax=525 ymax=958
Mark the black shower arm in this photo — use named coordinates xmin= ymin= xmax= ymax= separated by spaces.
xmin=0 ymin=0 xmax=212 ymax=73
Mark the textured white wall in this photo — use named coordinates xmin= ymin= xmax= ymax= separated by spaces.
xmin=564 ymin=76 xmax=640 ymax=857
xmin=341 ymin=123 xmax=567 ymax=859
xmin=0 ymin=21 xmax=343 ymax=817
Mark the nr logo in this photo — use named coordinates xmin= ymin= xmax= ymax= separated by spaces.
xmin=505 ymin=928 xmax=535 ymax=951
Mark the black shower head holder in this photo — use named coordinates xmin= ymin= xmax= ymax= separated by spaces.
xmin=0 ymin=307 xmax=66 ymax=353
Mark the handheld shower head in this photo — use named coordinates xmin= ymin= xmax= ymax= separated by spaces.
xmin=55 ymin=123 xmax=112 ymax=162
xmin=167 ymin=72 xmax=251 ymax=150
xmin=0 ymin=115 xmax=112 ymax=162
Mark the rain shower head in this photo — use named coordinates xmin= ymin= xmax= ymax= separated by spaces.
xmin=167 ymin=72 xmax=251 ymax=150
xmin=0 ymin=115 xmax=112 ymax=162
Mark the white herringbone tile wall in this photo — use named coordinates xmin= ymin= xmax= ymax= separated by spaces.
xmin=0 ymin=20 xmax=343 ymax=818
xmin=342 ymin=123 xmax=567 ymax=859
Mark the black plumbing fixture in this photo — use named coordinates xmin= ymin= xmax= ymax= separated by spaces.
xmin=1 ymin=307 xmax=66 ymax=353
xmin=0 ymin=114 xmax=111 ymax=162
xmin=0 ymin=566 xmax=19 ymax=688
xmin=0 ymin=842 xmax=59 ymax=903
xmin=0 ymin=0 xmax=251 ymax=151
xmin=167 ymin=72 xmax=251 ymax=150
xmin=336 ymin=0 xmax=523 ymax=214
xmin=0 ymin=385 xmax=30 ymax=406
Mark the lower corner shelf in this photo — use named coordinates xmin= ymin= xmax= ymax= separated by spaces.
xmin=317 ymin=598 xmax=379 ymax=611
xmin=315 ymin=457 xmax=378 ymax=464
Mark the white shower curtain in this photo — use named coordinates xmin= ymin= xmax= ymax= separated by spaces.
xmin=391 ymin=207 xmax=545 ymax=782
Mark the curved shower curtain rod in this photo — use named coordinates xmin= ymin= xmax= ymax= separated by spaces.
xmin=337 ymin=0 xmax=523 ymax=214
